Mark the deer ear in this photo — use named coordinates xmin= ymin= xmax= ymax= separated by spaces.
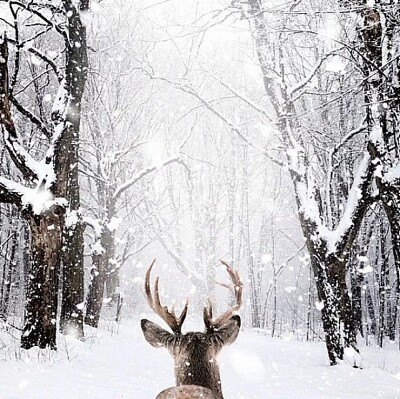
xmin=141 ymin=319 xmax=174 ymax=348
xmin=212 ymin=315 xmax=241 ymax=347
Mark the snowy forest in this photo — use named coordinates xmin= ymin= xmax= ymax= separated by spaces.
xmin=0 ymin=0 xmax=399 ymax=398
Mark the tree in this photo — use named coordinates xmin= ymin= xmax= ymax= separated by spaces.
xmin=344 ymin=0 xmax=400 ymax=347
xmin=0 ymin=0 xmax=89 ymax=348
xmin=235 ymin=0 xmax=377 ymax=365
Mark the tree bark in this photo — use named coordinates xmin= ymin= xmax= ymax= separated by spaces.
xmin=0 ymin=1 xmax=89 ymax=348
xmin=59 ymin=0 xmax=88 ymax=337
xmin=85 ymin=253 xmax=106 ymax=328
xmin=21 ymin=206 xmax=65 ymax=349
xmin=85 ymin=226 xmax=115 ymax=328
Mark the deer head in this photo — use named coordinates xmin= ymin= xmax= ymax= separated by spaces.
xmin=141 ymin=259 xmax=243 ymax=399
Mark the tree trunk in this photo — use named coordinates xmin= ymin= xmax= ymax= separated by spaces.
xmin=85 ymin=227 xmax=115 ymax=327
xmin=365 ymin=285 xmax=377 ymax=338
xmin=309 ymin=253 xmax=343 ymax=364
xmin=2 ymin=230 xmax=18 ymax=315
xmin=60 ymin=216 xmax=85 ymax=337
xmin=350 ymin=262 xmax=364 ymax=338
xmin=85 ymin=253 xmax=105 ymax=328
xmin=21 ymin=206 xmax=64 ymax=349
xmin=59 ymin=0 xmax=88 ymax=337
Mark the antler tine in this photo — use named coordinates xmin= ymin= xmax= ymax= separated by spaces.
xmin=204 ymin=260 xmax=243 ymax=330
xmin=203 ymin=299 xmax=213 ymax=331
xmin=220 ymin=260 xmax=243 ymax=310
xmin=144 ymin=259 xmax=188 ymax=335
xmin=145 ymin=258 xmax=157 ymax=307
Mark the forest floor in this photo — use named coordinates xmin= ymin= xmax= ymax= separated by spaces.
xmin=0 ymin=316 xmax=399 ymax=399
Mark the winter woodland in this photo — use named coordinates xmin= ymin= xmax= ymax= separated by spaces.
xmin=0 ymin=0 xmax=399 ymax=398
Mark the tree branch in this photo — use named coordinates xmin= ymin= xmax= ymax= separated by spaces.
xmin=0 ymin=36 xmax=38 ymax=182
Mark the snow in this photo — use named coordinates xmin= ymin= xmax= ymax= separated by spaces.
xmin=325 ymin=56 xmax=346 ymax=74
xmin=84 ymin=217 xmax=103 ymax=237
xmin=107 ymin=217 xmax=122 ymax=232
xmin=1 ymin=319 xmax=399 ymax=399
xmin=21 ymin=186 xmax=67 ymax=215
xmin=261 ymin=253 xmax=272 ymax=263
xmin=384 ymin=162 xmax=400 ymax=183
xmin=65 ymin=209 xmax=80 ymax=228
xmin=91 ymin=239 xmax=105 ymax=255
xmin=298 ymin=153 xmax=371 ymax=255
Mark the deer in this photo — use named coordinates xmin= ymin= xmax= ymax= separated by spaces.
xmin=141 ymin=259 xmax=243 ymax=399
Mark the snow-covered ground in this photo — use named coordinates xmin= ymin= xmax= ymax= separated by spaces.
xmin=1 ymin=318 xmax=399 ymax=399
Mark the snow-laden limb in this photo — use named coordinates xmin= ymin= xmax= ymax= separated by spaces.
xmin=0 ymin=175 xmax=67 ymax=214
xmin=383 ymin=161 xmax=400 ymax=184
xmin=51 ymin=78 xmax=71 ymax=139
xmin=331 ymin=124 xmax=367 ymax=158
xmin=140 ymin=67 xmax=286 ymax=168
xmin=11 ymin=96 xmax=52 ymax=140
xmin=325 ymin=123 xmax=367 ymax=228
xmin=112 ymin=156 xmax=180 ymax=200
xmin=2 ymin=128 xmax=42 ymax=181
xmin=21 ymin=186 xmax=67 ymax=215
xmin=21 ymin=44 xmax=63 ymax=82
xmin=91 ymin=239 xmax=105 ymax=256
xmin=288 ymin=50 xmax=340 ymax=98
xmin=1 ymin=0 xmax=68 ymax=39
xmin=296 ymin=172 xmax=322 ymax=229
xmin=0 ymin=176 xmax=27 ymax=205
xmin=84 ymin=216 xmax=103 ymax=237
xmin=297 ymin=152 xmax=372 ymax=254
xmin=322 ymin=153 xmax=372 ymax=254
xmin=0 ymin=36 xmax=44 ymax=182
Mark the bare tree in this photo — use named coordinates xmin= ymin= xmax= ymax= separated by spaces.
xmin=0 ymin=0 xmax=89 ymax=348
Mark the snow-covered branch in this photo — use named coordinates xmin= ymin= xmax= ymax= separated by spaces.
xmin=141 ymin=67 xmax=286 ymax=169
xmin=112 ymin=156 xmax=180 ymax=201
xmin=288 ymin=50 xmax=340 ymax=98
xmin=0 ymin=176 xmax=25 ymax=205
xmin=323 ymin=153 xmax=373 ymax=254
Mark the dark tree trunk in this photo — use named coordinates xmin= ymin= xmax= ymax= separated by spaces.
xmin=59 ymin=0 xmax=88 ymax=338
xmin=21 ymin=206 xmax=64 ymax=349
xmin=85 ymin=253 xmax=105 ymax=328
xmin=308 ymin=250 xmax=343 ymax=364
xmin=378 ymin=218 xmax=389 ymax=347
xmin=85 ymin=227 xmax=115 ymax=327
xmin=365 ymin=285 xmax=377 ymax=337
xmin=350 ymin=263 xmax=364 ymax=338
xmin=2 ymin=230 xmax=18 ymax=315
xmin=60 ymin=217 xmax=85 ymax=336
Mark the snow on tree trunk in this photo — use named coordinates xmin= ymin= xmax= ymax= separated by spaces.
xmin=0 ymin=1 xmax=89 ymax=348
xmin=350 ymin=1 xmax=400 ymax=347
xmin=21 ymin=206 xmax=64 ymax=349
xmin=60 ymin=211 xmax=85 ymax=337
xmin=239 ymin=0 xmax=376 ymax=365
xmin=85 ymin=225 xmax=116 ymax=328
xmin=58 ymin=0 xmax=88 ymax=338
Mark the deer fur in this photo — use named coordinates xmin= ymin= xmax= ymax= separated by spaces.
xmin=156 ymin=385 xmax=217 ymax=399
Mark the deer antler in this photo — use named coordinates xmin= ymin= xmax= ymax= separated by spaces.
xmin=203 ymin=260 xmax=243 ymax=331
xmin=145 ymin=259 xmax=188 ymax=335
